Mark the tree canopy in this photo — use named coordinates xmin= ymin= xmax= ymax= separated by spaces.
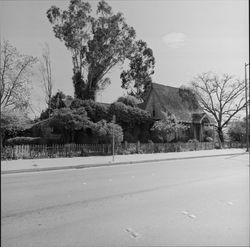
xmin=120 ymin=40 xmax=155 ymax=99
xmin=191 ymin=72 xmax=246 ymax=142
xmin=47 ymin=0 xmax=154 ymax=100
xmin=0 ymin=40 xmax=37 ymax=111
xmin=0 ymin=109 xmax=32 ymax=146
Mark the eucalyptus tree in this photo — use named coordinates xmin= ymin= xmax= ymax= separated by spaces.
xmin=47 ymin=0 xmax=154 ymax=100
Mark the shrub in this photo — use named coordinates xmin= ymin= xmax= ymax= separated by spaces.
xmin=109 ymin=102 xmax=152 ymax=126
xmin=116 ymin=95 xmax=140 ymax=107
xmin=89 ymin=120 xmax=123 ymax=144
xmin=1 ymin=110 xmax=32 ymax=145
xmin=151 ymin=112 xmax=188 ymax=143
xmin=40 ymin=109 xmax=50 ymax=120
xmin=227 ymin=119 xmax=246 ymax=142
xmin=49 ymin=107 xmax=90 ymax=143
xmin=108 ymin=102 xmax=153 ymax=142
xmin=70 ymin=99 xmax=109 ymax=122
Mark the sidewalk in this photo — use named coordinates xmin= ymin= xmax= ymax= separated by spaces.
xmin=1 ymin=148 xmax=248 ymax=174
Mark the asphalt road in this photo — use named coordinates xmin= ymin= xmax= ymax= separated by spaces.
xmin=1 ymin=154 xmax=249 ymax=247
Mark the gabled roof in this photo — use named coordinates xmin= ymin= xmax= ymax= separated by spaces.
xmin=140 ymin=83 xmax=213 ymax=123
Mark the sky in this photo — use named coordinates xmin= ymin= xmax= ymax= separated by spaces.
xmin=0 ymin=0 xmax=249 ymax=117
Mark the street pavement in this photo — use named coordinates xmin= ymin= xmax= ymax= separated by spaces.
xmin=1 ymin=148 xmax=246 ymax=174
xmin=1 ymin=153 xmax=249 ymax=246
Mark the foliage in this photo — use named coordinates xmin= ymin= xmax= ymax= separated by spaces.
xmin=6 ymin=137 xmax=41 ymax=145
xmin=116 ymin=95 xmax=140 ymax=107
xmin=108 ymin=102 xmax=153 ymax=142
xmin=47 ymin=0 xmax=141 ymax=100
xmin=39 ymin=108 xmax=50 ymax=120
xmin=49 ymin=107 xmax=89 ymax=131
xmin=90 ymin=120 xmax=123 ymax=144
xmin=109 ymin=102 xmax=152 ymax=126
xmin=70 ymin=100 xmax=152 ymax=143
xmin=39 ymin=91 xmax=73 ymax=120
xmin=120 ymin=40 xmax=155 ymax=99
xmin=191 ymin=72 xmax=246 ymax=142
xmin=50 ymin=91 xmax=67 ymax=109
xmin=0 ymin=40 xmax=37 ymax=111
xmin=49 ymin=107 xmax=89 ymax=142
xmin=0 ymin=110 xmax=32 ymax=146
xmin=227 ymin=119 xmax=246 ymax=142
xmin=48 ymin=106 xmax=123 ymax=144
xmin=70 ymin=99 xmax=109 ymax=122
xmin=38 ymin=99 xmax=153 ymax=144
xmin=151 ymin=112 xmax=188 ymax=143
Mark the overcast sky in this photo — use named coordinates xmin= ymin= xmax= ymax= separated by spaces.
xmin=0 ymin=0 xmax=249 ymax=116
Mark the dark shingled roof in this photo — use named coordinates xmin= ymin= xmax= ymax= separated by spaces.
xmin=140 ymin=83 xmax=214 ymax=123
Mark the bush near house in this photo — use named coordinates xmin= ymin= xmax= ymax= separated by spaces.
xmin=1 ymin=110 xmax=33 ymax=146
xmin=150 ymin=113 xmax=188 ymax=143
xmin=70 ymin=99 xmax=109 ymax=122
xmin=47 ymin=106 xmax=123 ymax=144
xmin=89 ymin=120 xmax=124 ymax=144
xmin=108 ymin=102 xmax=153 ymax=142
xmin=70 ymin=99 xmax=153 ymax=143
xmin=227 ymin=119 xmax=246 ymax=142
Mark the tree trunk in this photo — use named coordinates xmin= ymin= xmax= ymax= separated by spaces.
xmin=79 ymin=88 xmax=96 ymax=101
xmin=73 ymin=72 xmax=97 ymax=101
xmin=217 ymin=127 xmax=224 ymax=149
xmin=217 ymin=128 xmax=224 ymax=142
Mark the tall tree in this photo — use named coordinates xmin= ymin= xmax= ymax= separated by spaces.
xmin=0 ymin=40 xmax=37 ymax=111
xmin=120 ymin=40 xmax=155 ymax=99
xmin=191 ymin=72 xmax=246 ymax=142
xmin=39 ymin=43 xmax=53 ymax=117
xmin=47 ymin=0 xmax=154 ymax=101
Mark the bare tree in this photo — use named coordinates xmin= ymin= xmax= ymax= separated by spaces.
xmin=0 ymin=40 xmax=37 ymax=111
xmin=191 ymin=72 xmax=246 ymax=142
xmin=39 ymin=43 xmax=53 ymax=117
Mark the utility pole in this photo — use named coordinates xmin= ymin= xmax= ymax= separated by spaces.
xmin=245 ymin=63 xmax=249 ymax=152
xmin=112 ymin=115 xmax=116 ymax=162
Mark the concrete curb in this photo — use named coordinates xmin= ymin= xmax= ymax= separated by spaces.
xmin=1 ymin=152 xmax=246 ymax=175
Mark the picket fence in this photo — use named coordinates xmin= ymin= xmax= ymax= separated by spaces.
xmin=1 ymin=142 xmax=245 ymax=160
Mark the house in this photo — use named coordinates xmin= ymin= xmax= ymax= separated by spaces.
xmin=139 ymin=83 xmax=215 ymax=142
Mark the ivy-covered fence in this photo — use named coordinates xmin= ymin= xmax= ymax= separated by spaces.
xmin=1 ymin=142 xmax=245 ymax=160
